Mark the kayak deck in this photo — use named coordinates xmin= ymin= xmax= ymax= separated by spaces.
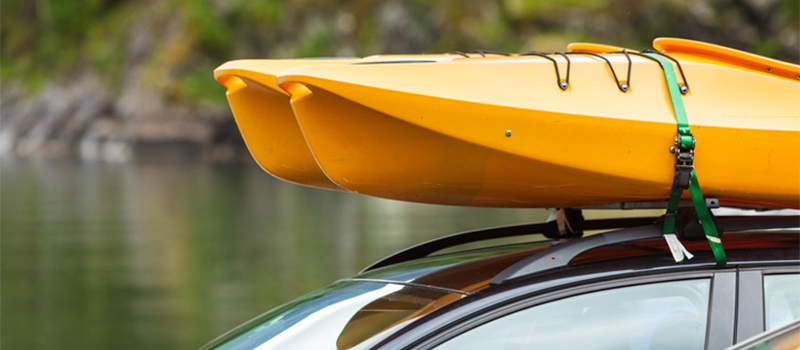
xmin=216 ymin=38 xmax=800 ymax=209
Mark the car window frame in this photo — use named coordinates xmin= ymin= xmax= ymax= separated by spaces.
xmin=725 ymin=318 xmax=800 ymax=350
xmin=737 ymin=268 xmax=766 ymax=343
xmin=736 ymin=265 xmax=800 ymax=343
xmin=385 ymin=268 xmax=737 ymax=350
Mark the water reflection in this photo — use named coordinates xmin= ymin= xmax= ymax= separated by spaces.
xmin=2 ymin=156 xmax=559 ymax=350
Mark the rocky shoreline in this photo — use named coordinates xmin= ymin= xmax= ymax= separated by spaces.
xmin=1 ymin=74 xmax=247 ymax=162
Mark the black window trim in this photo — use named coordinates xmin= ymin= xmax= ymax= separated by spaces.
xmin=708 ymin=271 xmax=736 ymax=350
xmin=736 ymin=265 xmax=800 ymax=344
xmin=736 ymin=269 xmax=764 ymax=343
xmin=394 ymin=269 xmax=726 ymax=350
xmin=759 ymin=266 xmax=800 ymax=275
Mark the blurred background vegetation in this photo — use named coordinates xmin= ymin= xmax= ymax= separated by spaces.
xmin=1 ymin=2 xmax=798 ymax=349
xmin=1 ymin=0 xmax=798 ymax=159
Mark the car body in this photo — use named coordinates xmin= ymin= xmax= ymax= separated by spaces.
xmin=199 ymin=215 xmax=799 ymax=350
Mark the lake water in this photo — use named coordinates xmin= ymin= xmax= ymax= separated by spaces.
xmin=15 ymin=153 xmax=784 ymax=349
xmin=8 ymin=153 xmax=779 ymax=349
xmin=3 ymin=155 xmax=584 ymax=349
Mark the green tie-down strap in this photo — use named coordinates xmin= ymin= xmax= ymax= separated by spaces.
xmin=689 ymin=169 xmax=726 ymax=266
xmin=644 ymin=52 xmax=727 ymax=267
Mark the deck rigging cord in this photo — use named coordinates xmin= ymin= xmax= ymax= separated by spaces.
xmin=518 ymin=51 xmax=571 ymax=90
xmin=452 ymin=47 xmax=724 ymax=265
xmin=451 ymin=48 xmax=691 ymax=94
xmin=643 ymin=49 xmax=691 ymax=94
xmin=564 ymin=51 xmax=630 ymax=92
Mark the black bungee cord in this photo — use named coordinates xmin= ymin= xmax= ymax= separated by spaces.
xmin=447 ymin=51 xmax=470 ymax=58
xmin=470 ymin=50 xmax=512 ymax=57
xmin=446 ymin=47 xmax=690 ymax=94
xmin=519 ymin=51 xmax=571 ymax=90
xmin=641 ymin=49 xmax=690 ymax=94
xmin=564 ymin=51 xmax=630 ymax=92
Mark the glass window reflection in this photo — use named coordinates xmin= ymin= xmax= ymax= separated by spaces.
xmin=433 ymin=279 xmax=711 ymax=350
xmin=206 ymin=281 xmax=459 ymax=350
xmin=764 ymin=274 xmax=800 ymax=331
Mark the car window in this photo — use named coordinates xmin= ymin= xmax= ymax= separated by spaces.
xmin=764 ymin=274 xmax=800 ymax=331
xmin=201 ymin=281 xmax=463 ymax=350
xmin=432 ymin=279 xmax=711 ymax=350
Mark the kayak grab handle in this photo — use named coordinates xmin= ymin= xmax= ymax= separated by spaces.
xmin=279 ymin=82 xmax=313 ymax=102
xmin=216 ymin=75 xmax=248 ymax=94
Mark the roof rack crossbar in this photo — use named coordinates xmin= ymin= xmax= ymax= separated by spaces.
xmin=489 ymin=215 xmax=799 ymax=285
xmin=361 ymin=217 xmax=658 ymax=273
xmin=489 ymin=226 xmax=663 ymax=284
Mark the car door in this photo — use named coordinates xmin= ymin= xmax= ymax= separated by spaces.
xmin=736 ymin=265 xmax=800 ymax=343
xmin=390 ymin=269 xmax=738 ymax=350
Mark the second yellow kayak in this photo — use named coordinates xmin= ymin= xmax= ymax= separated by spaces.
xmin=214 ymin=54 xmax=505 ymax=191
xmin=277 ymin=38 xmax=800 ymax=208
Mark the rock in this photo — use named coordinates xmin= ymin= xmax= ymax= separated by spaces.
xmin=1 ymin=71 xmax=240 ymax=161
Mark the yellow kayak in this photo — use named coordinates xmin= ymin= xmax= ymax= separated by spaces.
xmin=214 ymin=54 xmax=504 ymax=191
xmin=277 ymin=38 xmax=800 ymax=208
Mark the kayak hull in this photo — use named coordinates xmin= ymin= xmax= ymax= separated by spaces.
xmin=279 ymin=42 xmax=800 ymax=208
xmin=287 ymin=83 xmax=674 ymax=207
xmin=220 ymin=74 xmax=344 ymax=190
xmin=216 ymin=60 xmax=361 ymax=190
xmin=214 ymin=56 xmax=477 ymax=191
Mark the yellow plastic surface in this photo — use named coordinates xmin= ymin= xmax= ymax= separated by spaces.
xmin=276 ymin=40 xmax=800 ymax=208
xmin=216 ymin=59 xmax=361 ymax=190
xmin=567 ymin=42 xmax=627 ymax=53
xmin=654 ymin=38 xmax=800 ymax=81
xmin=214 ymin=55 xmax=473 ymax=190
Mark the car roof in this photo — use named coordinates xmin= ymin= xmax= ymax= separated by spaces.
xmin=353 ymin=215 xmax=799 ymax=294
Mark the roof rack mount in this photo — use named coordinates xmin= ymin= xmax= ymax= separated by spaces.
xmin=490 ymin=215 xmax=799 ymax=285
xmin=361 ymin=217 xmax=658 ymax=272
xmin=579 ymin=198 xmax=719 ymax=210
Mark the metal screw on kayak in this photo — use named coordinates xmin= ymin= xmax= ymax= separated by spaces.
xmin=506 ymin=130 xmax=512 ymax=137
xmin=766 ymin=67 xmax=772 ymax=72
xmin=620 ymin=83 xmax=628 ymax=92
xmin=559 ymin=81 xmax=568 ymax=90
xmin=680 ymin=85 xmax=688 ymax=94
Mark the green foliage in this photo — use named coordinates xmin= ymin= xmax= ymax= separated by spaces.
xmin=751 ymin=40 xmax=782 ymax=60
xmin=782 ymin=0 xmax=799 ymax=16
xmin=1 ymin=0 xmax=797 ymax=108
xmin=230 ymin=0 xmax=285 ymax=26
xmin=178 ymin=64 xmax=227 ymax=105
xmin=1 ymin=0 xmax=131 ymax=91
xmin=183 ymin=0 xmax=231 ymax=58
xmin=504 ymin=0 xmax=610 ymax=18
xmin=296 ymin=25 xmax=337 ymax=58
